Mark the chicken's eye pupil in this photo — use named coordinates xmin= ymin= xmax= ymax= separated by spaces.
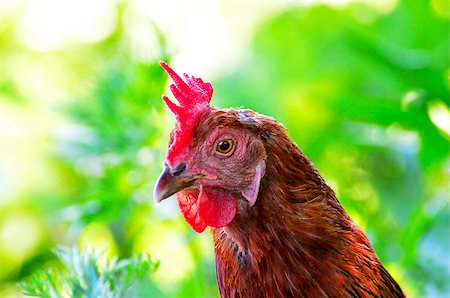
xmin=216 ymin=139 xmax=234 ymax=154
xmin=219 ymin=141 xmax=229 ymax=151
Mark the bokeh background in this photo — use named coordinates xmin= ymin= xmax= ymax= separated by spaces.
xmin=0 ymin=0 xmax=449 ymax=297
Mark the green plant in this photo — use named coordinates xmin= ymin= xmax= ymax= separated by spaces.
xmin=19 ymin=246 xmax=159 ymax=298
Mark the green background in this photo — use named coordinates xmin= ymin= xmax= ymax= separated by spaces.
xmin=0 ymin=0 xmax=448 ymax=297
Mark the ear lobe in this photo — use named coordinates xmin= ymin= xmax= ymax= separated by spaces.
xmin=241 ymin=161 xmax=265 ymax=207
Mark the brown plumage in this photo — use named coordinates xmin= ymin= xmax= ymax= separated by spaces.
xmin=154 ymin=63 xmax=405 ymax=297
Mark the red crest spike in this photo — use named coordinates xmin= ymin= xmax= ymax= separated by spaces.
xmin=160 ymin=62 xmax=213 ymax=165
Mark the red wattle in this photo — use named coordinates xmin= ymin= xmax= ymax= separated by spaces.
xmin=176 ymin=187 xmax=237 ymax=233
xmin=176 ymin=190 xmax=207 ymax=233
xmin=198 ymin=187 xmax=237 ymax=228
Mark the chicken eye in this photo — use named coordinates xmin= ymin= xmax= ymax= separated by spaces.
xmin=216 ymin=139 xmax=234 ymax=154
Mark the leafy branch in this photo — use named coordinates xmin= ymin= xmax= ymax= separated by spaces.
xmin=19 ymin=246 xmax=159 ymax=298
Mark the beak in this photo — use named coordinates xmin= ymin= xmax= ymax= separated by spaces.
xmin=154 ymin=165 xmax=204 ymax=203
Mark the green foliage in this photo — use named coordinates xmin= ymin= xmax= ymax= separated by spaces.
xmin=19 ymin=246 xmax=159 ymax=298
xmin=58 ymin=58 xmax=167 ymax=224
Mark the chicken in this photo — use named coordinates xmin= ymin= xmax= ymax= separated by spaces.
xmin=154 ymin=62 xmax=405 ymax=297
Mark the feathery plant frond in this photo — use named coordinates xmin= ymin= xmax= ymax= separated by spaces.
xmin=19 ymin=246 xmax=159 ymax=298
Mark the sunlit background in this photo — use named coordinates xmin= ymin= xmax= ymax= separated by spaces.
xmin=0 ymin=0 xmax=449 ymax=297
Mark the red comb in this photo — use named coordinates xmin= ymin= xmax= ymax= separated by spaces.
xmin=160 ymin=62 xmax=213 ymax=164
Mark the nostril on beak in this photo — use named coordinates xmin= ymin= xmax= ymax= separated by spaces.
xmin=172 ymin=163 xmax=187 ymax=176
